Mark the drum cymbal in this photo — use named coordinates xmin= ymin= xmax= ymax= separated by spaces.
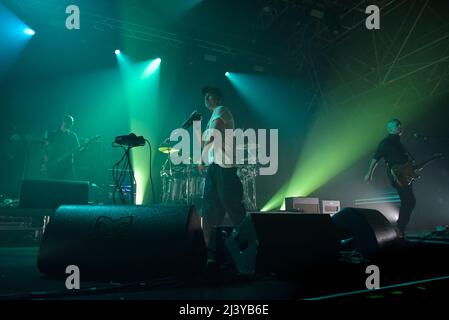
xmin=158 ymin=146 xmax=179 ymax=154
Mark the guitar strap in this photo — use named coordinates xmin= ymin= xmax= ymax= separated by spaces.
xmin=386 ymin=142 xmax=414 ymax=183
xmin=401 ymin=138 xmax=415 ymax=162
xmin=387 ymin=141 xmax=415 ymax=169
xmin=406 ymin=149 xmax=415 ymax=162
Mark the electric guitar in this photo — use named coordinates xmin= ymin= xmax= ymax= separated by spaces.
xmin=390 ymin=153 xmax=445 ymax=187
xmin=42 ymin=135 xmax=101 ymax=176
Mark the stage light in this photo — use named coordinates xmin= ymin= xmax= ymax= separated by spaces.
xmin=225 ymin=72 xmax=230 ymax=77
xmin=0 ymin=2 xmax=36 ymax=76
xmin=141 ymin=58 xmax=161 ymax=79
xmin=24 ymin=28 xmax=35 ymax=36
xmin=115 ymin=49 xmax=121 ymax=55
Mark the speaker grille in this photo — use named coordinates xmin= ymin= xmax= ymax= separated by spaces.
xmin=37 ymin=204 xmax=207 ymax=279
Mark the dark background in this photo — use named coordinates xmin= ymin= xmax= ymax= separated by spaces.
xmin=1 ymin=0 xmax=448 ymax=230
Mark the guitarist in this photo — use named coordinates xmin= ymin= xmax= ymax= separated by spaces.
xmin=43 ymin=115 xmax=80 ymax=180
xmin=364 ymin=119 xmax=415 ymax=237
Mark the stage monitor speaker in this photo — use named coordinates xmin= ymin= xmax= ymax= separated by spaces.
xmin=331 ymin=207 xmax=398 ymax=259
xmin=19 ymin=179 xmax=89 ymax=210
xmin=37 ymin=204 xmax=207 ymax=280
xmin=224 ymin=213 xmax=340 ymax=276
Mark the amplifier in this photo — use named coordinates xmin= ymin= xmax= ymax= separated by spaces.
xmin=322 ymin=200 xmax=341 ymax=215
xmin=285 ymin=197 xmax=320 ymax=213
xmin=0 ymin=216 xmax=43 ymax=246
xmin=19 ymin=179 xmax=90 ymax=210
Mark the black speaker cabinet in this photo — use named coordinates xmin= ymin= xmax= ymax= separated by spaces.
xmin=332 ymin=207 xmax=398 ymax=259
xmin=19 ymin=179 xmax=89 ymax=210
xmin=224 ymin=213 xmax=340 ymax=276
xmin=37 ymin=204 xmax=207 ymax=280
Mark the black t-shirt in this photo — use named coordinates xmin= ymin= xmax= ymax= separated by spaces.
xmin=47 ymin=129 xmax=79 ymax=166
xmin=373 ymin=134 xmax=411 ymax=182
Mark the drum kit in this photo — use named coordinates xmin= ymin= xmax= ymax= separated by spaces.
xmin=158 ymin=143 xmax=258 ymax=211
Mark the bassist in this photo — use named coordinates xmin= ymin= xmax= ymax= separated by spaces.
xmin=364 ymin=119 xmax=415 ymax=237
xmin=43 ymin=115 xmax=80 ymax=180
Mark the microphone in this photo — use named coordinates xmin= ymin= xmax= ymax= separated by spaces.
xmin=181 ymin=110 xmax=202 ymax=129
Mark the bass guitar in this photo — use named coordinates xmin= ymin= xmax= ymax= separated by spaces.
xmin=390 ymin=153 xmax=445 ymax=187
xmin=42 ymin=135 xmax=101 ymax=177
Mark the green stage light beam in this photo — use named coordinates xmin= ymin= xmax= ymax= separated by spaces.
xmin=226 ymin=72 xmax=309 ymax=129
xmin=261 ymin=185 xmax=288 ymax=212
xmin=115 ymin=50 xmax=131 ymax=75
xmin=121 ymin=59 xmax=161 ymax=204
xmin=115 ymin=22 xmax=165 ymax=204
xmin=116 ymin=53 xmax=161 ymax=204
xmin=262 ymin=83 xmax=441 ymax=211
xmin=226 ymin=72 xmax=286 ymax=121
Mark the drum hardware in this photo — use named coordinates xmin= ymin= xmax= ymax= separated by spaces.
xmin=237 ymin=164 xmax=258 ymax=211
xmin=158 ymin=122 xmax=259 ymax=211
xmin=158 ymin=139 xmax=180 ymax=154
xmin=158 ymin=146 xmax=180 ymax=154
xmin=159 ymin=160 xmax=258 ymax=211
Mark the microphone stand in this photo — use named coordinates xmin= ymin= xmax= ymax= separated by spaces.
xmin=159 ymin=111 xmax=202 ymax=203
xmin=413 ymin=134 xmax=449 ymax=143
xmin=423 ymin=136 xmax=449 ymax=142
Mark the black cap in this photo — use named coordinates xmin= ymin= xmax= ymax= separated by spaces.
xmin=201 ymin=86 xmax=223 ymax=101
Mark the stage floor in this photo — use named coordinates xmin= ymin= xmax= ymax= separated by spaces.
xmin=0 ymin=246 xmax=301 ymax=300
xmin=1 ymin=235 xmax=449 ymax=300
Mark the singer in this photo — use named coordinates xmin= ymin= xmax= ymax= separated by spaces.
xmin=199 ymin=85 xmax=246 ymax=245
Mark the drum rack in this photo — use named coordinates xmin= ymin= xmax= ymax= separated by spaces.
xmin=160 ymin=158 xmax=258 ymax=211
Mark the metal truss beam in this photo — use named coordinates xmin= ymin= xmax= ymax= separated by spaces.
xmin=6 ymin=0 xmax=273 ymax=64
